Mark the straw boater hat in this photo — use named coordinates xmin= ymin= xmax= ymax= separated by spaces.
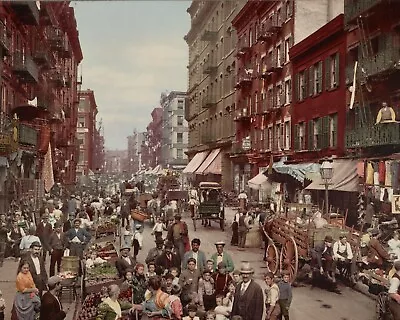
xmin=215 ymin=241 xmax=225 ymax=246
xmin=239 ymin=261 xmax=254 ymax=274
xmin=120 ymin=245 xmax=131 ymax=252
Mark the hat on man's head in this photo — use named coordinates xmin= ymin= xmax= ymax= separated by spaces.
xmin=239 ymin=261 xmax=254 ymax=274
xmin=164 ymin=241 xmax=174 ymax=249
xmin=371 ymin=229 xmax=380 ymax=237
xmin=54 ymin=221 xmax=62 ymax=228
xmin=135 ymin=224 xmax=142 ymax=229
xmin=30 ymin=241 xmax=42 ymax=248
xmin=120 ymin=245 xmax=131 ymax=252
xmin=47 ymin=276 xmax=62 ymax=287
xmin=324 ymin=235 xmax=333 ymax=243
xmin=215 ymin=241 xmax=225 ymax=246
xmin=174 ymin=213 xmax=182 ymax=219
xmin=155 ymin=238 xmax=164 ymax=244
xmin=73 ymin=218 xmax=81 ymax=224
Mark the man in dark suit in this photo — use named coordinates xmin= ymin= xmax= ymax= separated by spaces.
xmin=311 ymin=235 xmax=335 ymax=280
xmin=115 ymin=246 xmax=136 ymax=278
xmin=182 ymin=238 xmax=207 ymax=273
xmin=36 ymin=214 xmax=53 ymax=262
xmin=40 ymin=275 xmax=66 ymax=320
xmin=231 ymin=262 xmax=264 ymax=320
xmin=49 ymin=222 xmax=65 ymax=277
xmin=155 ymin=240 xmax=181 ymax=275
xmin=64 ymin=218 xmax=91 ymax=259
xmin=20 ymin=241 xmax=48 ymax=295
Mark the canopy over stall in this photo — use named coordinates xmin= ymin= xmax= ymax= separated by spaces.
xmin=183 ymin=151 xmax=209 ymax=174
xmin=248 ymin=172 xmax=271 ymax=190
xmin=273 ymin=160 xmax=320 ymax=184
xmin=305 ymin=159 xmax=360 ymax=192
xmin=196 ymin=149 xmax=221 ymax=174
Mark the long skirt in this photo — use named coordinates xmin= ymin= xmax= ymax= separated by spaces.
xmin=12 ymin=292 xmax=41 ymax=320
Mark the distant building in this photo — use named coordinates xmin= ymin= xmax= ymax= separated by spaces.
xmin=160 ymin=91 xmax=189 ymax=170
xmin=104 ymin=149 xmax=128 ymax=174
xmin=76 ymin=89 xmax=98 ymax=177
xmin=143 ymin=108 xmax=162 ymax=169
xmin=127 ymin=130 xmax=145 ymax=173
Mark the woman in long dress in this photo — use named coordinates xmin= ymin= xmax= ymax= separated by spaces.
xmin=11 ymin=260 xmax=41 ymax=320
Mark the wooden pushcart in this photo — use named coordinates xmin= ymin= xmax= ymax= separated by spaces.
xmin=263 ymin=216 xmax=360 ymax=282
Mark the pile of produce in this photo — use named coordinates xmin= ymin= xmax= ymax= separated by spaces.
xmin=86 ymin=263 xmax=118 ymax=282
xmin=96 ymin=221 xmax=117 ymax=236
xmin=58 ymin=271 xmax=77 ymax=280
xmin=77 ymin=292 xmax=103 ymax=320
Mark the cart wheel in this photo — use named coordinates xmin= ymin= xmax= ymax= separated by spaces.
xmin=265 ymin=242 xmax=279 ymax=274
xmin=376 ymin=292 xmax=392 ymax=320
xmin=279 ymin=236 xmax=298 ymax=283
xmin=220 ymin=219 xmax=225 ymax=231
xmin=193 ymin=218 xmax=197 ymax=231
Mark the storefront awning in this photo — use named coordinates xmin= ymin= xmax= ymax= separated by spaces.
xmin=203 ymin=150 xmax=222 ymax=175
xmin=248 ymin=172 xmax=271 ymax=190
xmin=305 ymin=160 xmax=360 ymax=192
xmin=196 ymin=149 xmax=221 ymax=174
xmin=183 ymin=151 xmax=209 ymax=174
xmin=273 ymin=161 xmax=320 ymax=183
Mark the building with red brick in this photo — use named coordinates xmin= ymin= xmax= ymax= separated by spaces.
xmin=143 ymin=107 xmax=162 ymax=169
xmin=76 ymin=89 xmax=98 ymax=177
xmin=290 ymin=14 xmax=347 ymax=162
xmin=231 ymin=0 xmax=344 ymax=192
xmin=0 ymin=2 xmax=82 ymax=200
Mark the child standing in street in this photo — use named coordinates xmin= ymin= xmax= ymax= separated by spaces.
xmin=122 ymin=224 xmax=132 ymax=248
xmin=278 ymin=271 xmax=292 ymax=320
xmin=152 ymin=216 xmax=166 ymax=241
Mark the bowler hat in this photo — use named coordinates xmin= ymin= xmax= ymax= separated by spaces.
xmin=239 ymin=261 xmax=254 ymax=274
xmin=155 ymin=238 xmax=164 ymax=244
xmin=30 ymin=241 xmax=42 ymax=248
xmin=164 ymin=241 xmax=174 ymax=249
xmin=324 ymin=235 xmax=333 ymax=243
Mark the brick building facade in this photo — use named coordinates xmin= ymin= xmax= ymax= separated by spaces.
xmin=0 ymin=2 xmax=82 ymax=193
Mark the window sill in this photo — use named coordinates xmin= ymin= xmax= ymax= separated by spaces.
xmin=284 ymin=17 xmax=292 ymax=25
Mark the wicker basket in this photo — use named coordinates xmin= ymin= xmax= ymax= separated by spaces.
xmin=131 ymin=210 xmax=148 ymax=222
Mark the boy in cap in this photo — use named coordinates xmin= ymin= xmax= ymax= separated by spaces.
xmin=311 ymin=235 xmax=335 ymax=281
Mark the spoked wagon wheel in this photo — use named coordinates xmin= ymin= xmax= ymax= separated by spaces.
xmin=265 ymin=242 xmax=279 ymax=274
xmin=376 ymin=292 xmax=393 ymax=320
xmin=279 ymin=236 xmax=298 ymax=282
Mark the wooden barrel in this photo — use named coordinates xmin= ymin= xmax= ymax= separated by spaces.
xmin=61 ymin=256 xmax=80 ymax=273
xmin=245 ymin=228 xmax=262 ymax=248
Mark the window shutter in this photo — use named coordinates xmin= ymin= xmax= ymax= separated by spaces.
xmin=318 ymin=62 xmax=323 ymax=93
xmin=334 ymin=53 xmax=340 ymax=87
xmin=287 ymin=0 xmax=293 ymax=18
xmin=281 ymin=84 xmax=285 ymax=106
xmin=309 ymin=66 xmax=314 ymax=97
xmin=308 ymin=120 xmax=314 ymax=150
xmin=280 ymin=45 xmax=285 ymax=66
xmin=325 ymin=57 xmax=331 ymax=90
xmin=323 ymin=116 xmax=329 ymax=148
xmin=332 ymin=114 xmax=338 ymax=147
xmin=294 ymin=73 xmax=299 ymax=102
xmin=294 ymin=124 xmax=299 ymax=150
xmin=288 ymin=79 xmax=292 ymax=103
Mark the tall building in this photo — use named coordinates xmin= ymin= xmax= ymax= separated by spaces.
xmin=144 ymin=107 xmax=162 ymax=169
xmin=93 ymin=119 xmax=105 ymax=172
xmin=104 ymin=149 xmax=127 ymax=174
xmin=127 ymin=130 xmax=145 ymax=174
xmin=0 ymin=2 xmax=83 ymax=195
xmin=160 ymin=91 xmax=189 ymax=170
xmin=184 ymin=0 xmax=246 ymax=190
xmin=231 ymin=0 xmax=343 ymax=192
xmin=76 ymin=89 xmax=98 ymax=177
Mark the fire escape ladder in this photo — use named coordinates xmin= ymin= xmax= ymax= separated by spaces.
xmin=357 ymin=16 xmax=373 ymax=59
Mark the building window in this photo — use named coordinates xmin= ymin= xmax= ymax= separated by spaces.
xmin=276 ymin=44 xmax=282 ymax=67
xmin=267 ymin=126 xmax=273 ymax=150
xmin=284 ymin=121 xmax=290 ymax=149
xmin=177 ymin=116 xmax=184 ymax=126
xmin=79 ymin=151 xmax=85 ymax=162
xmin=78 ymin=133 xmax=85 ymax=145
xmin=299 ymin=71 xmax=306 ymax=101
xmin=276 ymin=84 xmax=282 ymax=107
xmin=249 ymin=26 xmax=253 ymax=47
xmin=326 ymin=52 xmax=340 ymax=89
xmin=177 ymin=99 xmax=184 ymax=109
xmin=275 ymin=123 xmax=280 ymax=151
xmin=313 ymin=61 xmax=323 ymax=94
xmin=329 ymin=113 xmax=338 ymax=147
xmin=177 ymin=132 xmax=183 ymax=143
xmin=78 ymin=116 xmax=85 ymax=127
xmin=177 ymin=149 xmax=183 ymax=159
xmin=299 ymin=122 xmax=305 ymax=150
xmin=284 ymin=37 xmax=291 ymax=63
xmin=285 ymin=0 xmax=293 ymax=19
xmin=284 ymin=79 xmax=291 ymax=105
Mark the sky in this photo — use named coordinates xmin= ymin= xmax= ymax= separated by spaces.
xmin=73 ymin=1 xmax=190 ymax=150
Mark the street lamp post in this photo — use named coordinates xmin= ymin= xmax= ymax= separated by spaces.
xmin=320 ymin=161 xmax=334 ymax=219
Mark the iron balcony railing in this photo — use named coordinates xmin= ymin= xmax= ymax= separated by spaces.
xmin=345 ymin=122 xmax=400 ymax=148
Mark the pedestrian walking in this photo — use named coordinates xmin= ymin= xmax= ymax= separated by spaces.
xmin=278 ymin=272 xmax=292 ymax=320
xmin=238 ymin=211 xmax=251 ymax=248
xmin=48 ymin=222 xmax=65 ymax=277
xmin=167 ymin=213 xmax=189 ymax=261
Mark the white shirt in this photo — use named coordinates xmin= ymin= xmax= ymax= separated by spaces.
xmin=133 ymin=231 xmax=143 ymax=248
xmin=217 ymin=253 xmax=224 ymax=265
xmin=240 ymin=280 xmax=250 ymax=294
xmin=389 ymin=273 xmax=400 ymax=294
xmin=123 ymin=256 xmax=132 ymax=265
xmin=192 ymin=252 xmax=198 ymax=268
xmin=333 ymin=241 xmax=353 ymax=260
xmin=31 ymin=256 xmax=41 ymax=275
xmin=238 ymin=193 xmax=247 ymax=200
xmin=153 ymin=222 xmax=165 ymax=233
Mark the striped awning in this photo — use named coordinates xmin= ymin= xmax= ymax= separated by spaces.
xmin=183 ymin=151 xmax=209 ymax=174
